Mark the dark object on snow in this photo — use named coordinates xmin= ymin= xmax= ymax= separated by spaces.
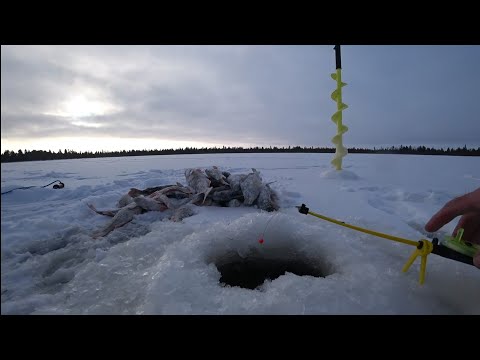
xmin=1 ymin=180 xmax=64 ymax=195
xmin=53 ymin=182 xmax=64 ymax=189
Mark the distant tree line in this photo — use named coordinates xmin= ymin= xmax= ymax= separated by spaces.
xmin=1 ymin=145 xmax=479 ymax=163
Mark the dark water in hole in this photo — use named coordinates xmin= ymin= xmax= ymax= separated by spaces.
xmin=217 ymin=257 xmax=326 ymax=290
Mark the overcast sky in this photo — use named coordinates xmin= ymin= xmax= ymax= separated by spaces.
xmin=1 ymin=45 xmax=479 ymax=153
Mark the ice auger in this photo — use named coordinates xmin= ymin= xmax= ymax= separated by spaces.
xmin=330 ymin=45 xmax=349 ymax=171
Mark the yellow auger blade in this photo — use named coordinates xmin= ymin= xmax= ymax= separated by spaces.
xmin=330 ymin=67 xmax=348 ymax=170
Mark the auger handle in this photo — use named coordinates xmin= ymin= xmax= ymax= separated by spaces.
xmin=334 ymin=45 xmax=341 ymax=69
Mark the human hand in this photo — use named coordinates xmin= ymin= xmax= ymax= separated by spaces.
xmin=425 ymin=187 xmax=480 ymax=268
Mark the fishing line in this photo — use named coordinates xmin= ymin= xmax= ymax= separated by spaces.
xmin=258 ymin=212 xmax=280 ymax=244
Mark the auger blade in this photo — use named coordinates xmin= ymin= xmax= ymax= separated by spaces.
xmin=330 ymin=65 xmax=349 ymax=170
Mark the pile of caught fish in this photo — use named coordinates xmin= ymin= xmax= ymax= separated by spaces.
xmin=88 ymin=166 xmax=279 ymax=238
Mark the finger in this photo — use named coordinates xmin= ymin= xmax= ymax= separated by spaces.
xmin=474 ymin=252 xmax=480 ymax=268
xmin=425 ymin=191 xmax=480 ymax=232
xmin=453 ymin=213 xmax=480 ymax=244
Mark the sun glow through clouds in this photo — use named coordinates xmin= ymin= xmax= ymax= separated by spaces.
xmin=46 ymin=95 xmax=119 ymax=119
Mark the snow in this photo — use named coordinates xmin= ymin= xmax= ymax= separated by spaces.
xmin=1 ymin=153 xmax=479 ymax=314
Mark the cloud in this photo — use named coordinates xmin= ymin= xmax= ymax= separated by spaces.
xmin=2 ymin=45 xmax=480 ymax=151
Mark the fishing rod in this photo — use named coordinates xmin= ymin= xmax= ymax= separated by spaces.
xmin=1 ymin=180 xmax=64 ymax=195
xmin=297 ymin=204 xmax=478 ymax=284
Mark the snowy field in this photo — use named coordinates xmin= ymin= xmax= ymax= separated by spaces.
xmin=1 ymin=153 xmax=479 ymax=314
